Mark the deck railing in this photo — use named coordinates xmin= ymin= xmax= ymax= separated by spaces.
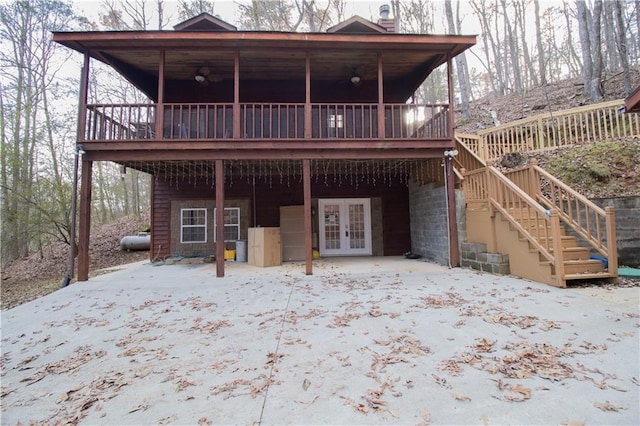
xmin=462 ymin=100 xmax=639 ymax=161
xmin=82 ymin=102 xmax=451 ymax=142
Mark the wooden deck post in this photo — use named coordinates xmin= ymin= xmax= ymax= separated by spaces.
xmin=215 ymin=159 xmax=225 ymax=278
xmin=605 ymin=206 xmax=618 ymax=276
xmin=445 ymin=157 xmax=459 ymax=267
xmin=155 ymin=50 xmax=165 ymax=140
xmin=233 ymin=51 xmax=240 ymax=139
xmin=303 ymin=159 xmax=312 ymax=275
xmin=377 ymin=52 xmax=385 ymax=138
xmin=445 ymin=54 xmax=459 ymax=267
xmin=305 ymin=53 xmax=311 ymax=139
xmin=78 ymin=159 xmax=93 ymax=281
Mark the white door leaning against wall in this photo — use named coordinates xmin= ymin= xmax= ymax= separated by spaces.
xmin=318 ymin=198 xmax=372 ymax=256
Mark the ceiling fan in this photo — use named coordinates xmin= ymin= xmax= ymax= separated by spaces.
xmin=194 ymin=66 xmax=222 ymax=85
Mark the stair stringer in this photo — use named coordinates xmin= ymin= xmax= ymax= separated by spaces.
xmin=465 ymin=205 xmax=563 ymax=287
xmin=492 ymin=210 xmax=564 ymax=287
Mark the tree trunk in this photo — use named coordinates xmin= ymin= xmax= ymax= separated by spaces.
xmin=534 ymin=0 xmax=546 ymax=85
xmin=576 ymin=0 xmax=593 ymax=98
xmin=444 ymin=0 xmax=470 ymax=119
xmin=590 ymin=0 xmax=603 ymax=100
xmin=613 ymin=0 xmax=631 ymax=95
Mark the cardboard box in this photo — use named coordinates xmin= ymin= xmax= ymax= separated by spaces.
xmin=248 ymin=227 xmax=282 ymax=267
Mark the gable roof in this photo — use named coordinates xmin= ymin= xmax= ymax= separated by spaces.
xmin=326 ymin=15 xmax=387 ymax=33
xmin=173 ymin=12 xmax=237 ymax=32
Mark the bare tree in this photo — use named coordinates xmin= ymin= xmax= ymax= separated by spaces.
xmin=613 ymin=0 xmax=632 ymax=95
xmin=178 ymin=0 xmax=216 ymax=20
xmin=0 ymin=0 xmax=83 ymax=266
xmin=445 ymin=0 xmax=471 ymax=118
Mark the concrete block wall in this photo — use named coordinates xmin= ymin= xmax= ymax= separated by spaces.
xmin=408 ymin=180 xmax=467 ymax=266
xmin=561 ymin=196 xmax=639 ymax=267
xmin=592 ymin=196 xmax=640 ymax=267
xmin=460 ymin=242 xmax=511 ymax=275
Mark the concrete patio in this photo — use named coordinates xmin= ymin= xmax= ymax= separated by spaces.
xmin=1 ymin=258 xmax=638 ymax=425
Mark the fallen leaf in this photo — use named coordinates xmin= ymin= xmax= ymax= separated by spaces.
xmin=452 ymin=391 xmax=471 ymax=401
xmin=302 ymin=378 xmax=311 ymax=391
xmin=594 ymin=401 xmax=626 ymax=412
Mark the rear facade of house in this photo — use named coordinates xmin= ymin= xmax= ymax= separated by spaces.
xmin=53 ymin=9 xmax=476 ymax=279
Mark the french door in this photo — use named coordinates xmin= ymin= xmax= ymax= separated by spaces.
xmin=318 ymin=198 xmax=372 ymax=256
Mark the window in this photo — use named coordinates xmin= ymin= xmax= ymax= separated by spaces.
xmin=214 ymin=207 xmax=240 ymax=242
xmin=181 ymin=208 xmax=207 ymax=243
xmin=329 ymin=114 xmax=344 ymax=129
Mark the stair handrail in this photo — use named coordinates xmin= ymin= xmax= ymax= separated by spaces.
xmin=464 ymin=99 xmax=639 ymax=161
xmin=454 ymin=134 xmax=486 ymax=172
xmin=530 ymin=162 xmax=618 ymax=272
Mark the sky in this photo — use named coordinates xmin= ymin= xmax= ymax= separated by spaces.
xmin=72 ymin=0 xmax=401 ymax=30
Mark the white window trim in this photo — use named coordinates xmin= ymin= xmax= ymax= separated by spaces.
xmin=180 ymin=208 xmax=207 ymax=243
xmin=214 ymin=207 xmax=241 ymax=242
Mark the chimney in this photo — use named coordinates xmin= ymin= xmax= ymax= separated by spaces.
xmin=377 ymin=4 xmax=396 ymax=33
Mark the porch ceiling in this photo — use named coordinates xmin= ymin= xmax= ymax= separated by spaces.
xmin=53 ymin=31 xmax=476 ymax=102
xmin=117 ymin=158 xmax=446 ymax=186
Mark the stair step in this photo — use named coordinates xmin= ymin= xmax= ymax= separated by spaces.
xmin=564 ymin=272 xmax=617 ymax=281
xmin=535 ymin=235 xmax=578 ymax=248
xmin=560 ymin=247 xmax=591 ymax=260
xmin=563 ymin=259 xmax=604 ymax=274
xmin=539 ymin=246 xmax=591 ymax=261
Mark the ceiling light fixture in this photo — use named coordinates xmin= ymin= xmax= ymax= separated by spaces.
xmin=350 ymin=74 xmax=361 ymax=85
xmin=195 ymin=74 xmax=206 ymax=83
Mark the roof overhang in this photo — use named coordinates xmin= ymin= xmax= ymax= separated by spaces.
xmin=624 ymin=85 xmax=640 ymax=113
xmin=52 ymin=30 xmax=476 ymax=102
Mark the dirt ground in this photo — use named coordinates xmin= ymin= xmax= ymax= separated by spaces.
xmin=1 ymin=214 xmax=150 ymax=310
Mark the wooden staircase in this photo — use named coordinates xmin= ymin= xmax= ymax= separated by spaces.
xmin=454 ymin=103 xmax=623 ymax=287
xmin=505 ymin=205 xmax=615 ymax=285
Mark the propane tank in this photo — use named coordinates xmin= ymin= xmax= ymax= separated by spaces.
xmin=120 ymin=232 xmax=151 ymax=251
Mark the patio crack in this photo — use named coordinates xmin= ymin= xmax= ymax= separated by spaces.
xmin=258 ymin=279 xmax=297 ymax=425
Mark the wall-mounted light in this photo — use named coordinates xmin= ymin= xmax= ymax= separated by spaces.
xmin=444 ymin=149 xmax=458 ymax=158
xmin=350 ymin=75 xmax=361 ymax=85
xmin=195 ymin=74 xmax=206 ymax=83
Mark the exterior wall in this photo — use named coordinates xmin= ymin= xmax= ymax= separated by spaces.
xmin=152 ymin=174 xmax=409 ymax=260
xmin=408 ymin=180 xmax=466 ymax=266
xmin=169 ymin=199 xmax=250 ymax=257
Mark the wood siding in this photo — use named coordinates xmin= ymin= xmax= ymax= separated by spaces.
xmin=152 ymin=174 xmax=410 ymax=260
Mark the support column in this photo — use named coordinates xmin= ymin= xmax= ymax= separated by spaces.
xmin=215 ymin=159 xmax=225 ymax=277
xmin=305 ymin=53 xmax=311 ymax=139
xmin=445 ymin=157 xmax=460 ymax=267
xmin=233 ymin=52 xmax=240 ymax=139
xmin=377 ymin=52 xmax=385 ymax=138
xmin=445 ymin=53 xmax=459 ymax=267
xmin=155 ymin=50 xmax=165 ymax=140
xmin=303 ymin=159 xmax=312 ymax=275
xmin=78 ymin=159 xmax=93 ymax=281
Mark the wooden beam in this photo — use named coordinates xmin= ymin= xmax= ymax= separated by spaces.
xmin=85 ymin=147 xmax=454 ymax=162
xmin=215 ymin=159 xmax=225 ymax=277
xmin=81 ymin=139 xmax=455 ymax=152
xmin=78 ymin=159 xmax=93 ymax=281
xmin=303 ymin=159 xmax=312 ymax=275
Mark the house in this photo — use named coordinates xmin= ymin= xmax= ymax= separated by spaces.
xmin=53 ymin=8 xmax=476 ymax=280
